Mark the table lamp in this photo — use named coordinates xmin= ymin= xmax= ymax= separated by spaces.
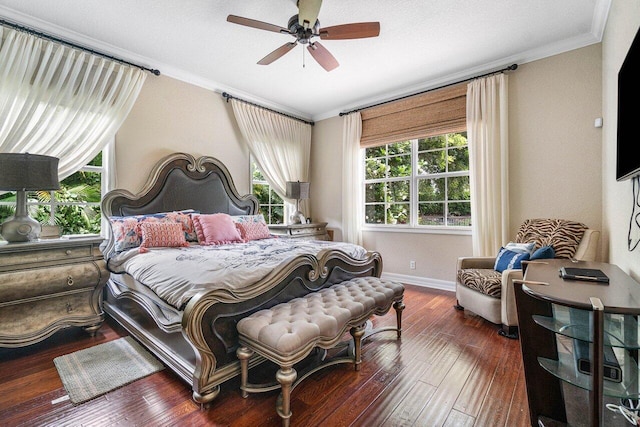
xmin=286 ymin=181 xmax=310 ymax=224
xmin=0 ymin=153 xmax=60 ymax=242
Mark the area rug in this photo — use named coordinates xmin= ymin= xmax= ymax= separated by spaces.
xmin=53 ymin=336 xmax=164 ymax=404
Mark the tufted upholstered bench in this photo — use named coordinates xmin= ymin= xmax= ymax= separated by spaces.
xmin=236 ymin=276 xmax=405 ymax=427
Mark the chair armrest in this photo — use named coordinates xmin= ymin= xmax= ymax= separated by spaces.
xmin=574 ymin=229 xmax=600 ymax=261
xmin=501 ymin=269 xmax=524 ymax=327
xmin=457 ymin=256 xmax=496 ymax=270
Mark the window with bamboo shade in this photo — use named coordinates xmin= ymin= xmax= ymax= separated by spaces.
xmin=361 ymin=83 xmax=470 ymax=228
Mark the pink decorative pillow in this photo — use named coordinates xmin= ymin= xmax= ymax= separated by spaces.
xmin=138 ymin=222 xmax=189 ymax=253
xmin=192 ymin=213 xmax=244 ymax=245
xmin=109 ymin=209 xmax=198 ymax=252
xmin=235 ymin=220 xmax=271 ymax=241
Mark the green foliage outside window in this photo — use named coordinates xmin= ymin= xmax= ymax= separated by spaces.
xmin=364 ymin=132 xmax=471 ymax=227
xmin=252 ymin=163 xmax=284 ymax=224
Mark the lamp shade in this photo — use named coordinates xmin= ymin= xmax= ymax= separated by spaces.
xmin=0 ymin=153 xmax=60 ymax=191
xmin=286 ymin=181 xmax=310 ymax=200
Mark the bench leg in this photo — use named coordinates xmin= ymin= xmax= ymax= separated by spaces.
xmin=350 ymin=324 xmax=366 ymax=371
xmin=236 ymin=346 xmax=253 ymax=398
xmin=276 ymin=366 xmax=297 ymax=427
xmin=394 ymin=299 xmax=405 ymax=339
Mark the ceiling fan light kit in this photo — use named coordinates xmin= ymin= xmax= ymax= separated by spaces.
xmin=227 ymin=0 xmax=380 ymax=71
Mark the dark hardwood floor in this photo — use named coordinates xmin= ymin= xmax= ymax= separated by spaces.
xmin=0 ymin=285 xmax=530 ymax=426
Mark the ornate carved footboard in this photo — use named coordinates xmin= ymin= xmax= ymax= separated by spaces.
xmin=183 ymin=249 xmax=381 ymax=403
xmin=101 ymin=153 xmax=382 ymax=404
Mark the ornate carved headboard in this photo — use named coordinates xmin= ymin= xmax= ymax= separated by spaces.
xmin=101 ymin=152 xmax=258 ymax=256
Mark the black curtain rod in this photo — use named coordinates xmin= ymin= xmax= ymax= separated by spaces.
xmin=222 ymin=92 xmax=314 ymax=126
xmin=339 ymin=64 xmax=518 ymax=116
xmin=0 ymin=18 xmax=161 ymax=76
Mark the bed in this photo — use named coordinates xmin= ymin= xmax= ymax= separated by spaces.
xmin=100 ymin=152 xmax=382 ymax=404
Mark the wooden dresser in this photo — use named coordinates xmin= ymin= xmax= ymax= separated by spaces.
xmin=269 ymin=222 xmax=329 ymax=241
xmin=0 ymin=236 xmax=108 ymax=347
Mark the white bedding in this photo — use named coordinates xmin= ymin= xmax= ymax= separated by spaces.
xmin=107 ymin=238 xmax=368 ymax=309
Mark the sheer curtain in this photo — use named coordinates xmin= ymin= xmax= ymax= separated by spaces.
xmin=0 ymin=26 xmax=146 ymax=179
xmin=342 ymin=112 xmax=363 ymax=245
xmin=466 ymin=73 xmax=509 ymax=256
xmin=230 ymin=99 xmax=312 ymax=216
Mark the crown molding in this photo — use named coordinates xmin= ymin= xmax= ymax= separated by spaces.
xmin=314 ymin=31 xmax=603 ymax=122
xmin=2 ymin=1 xmax=610 ymax=124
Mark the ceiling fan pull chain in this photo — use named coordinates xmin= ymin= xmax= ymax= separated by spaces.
xmin=303 ymin=46 xmax=306 ymax=68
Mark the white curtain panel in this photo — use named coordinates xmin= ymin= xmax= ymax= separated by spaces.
xmin=342 ymin=112 xmax=363 ymax=245
xmin=230 ymin=99 xmax=312 ymax=216
xmin=466 ymin=73 xmax=509 ymax=256
xmin=100 ymin=138 xmax=117 ymax=237
xmin=0 ymin=27 xmax=146 ymax=180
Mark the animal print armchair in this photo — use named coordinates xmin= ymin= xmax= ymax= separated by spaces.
xmin=455 ymin=218 xmax=600 ymax=338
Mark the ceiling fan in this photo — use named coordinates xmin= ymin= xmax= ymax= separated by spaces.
xmin=227 ymin=0 xmax=380 ymax=71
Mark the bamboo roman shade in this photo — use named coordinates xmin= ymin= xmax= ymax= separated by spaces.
xmin=360 ymin=83 xmax=467 ymax=148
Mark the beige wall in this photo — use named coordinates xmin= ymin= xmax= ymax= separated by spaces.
xmin=509 ymin=45 xmax=602 ymax=240
xmin=312 ymin=44 xmax=603 ymax=287
xmin=115 ymin=75 xmax=249 ymax=195
xmin=602 ymin=0 xmax=640 ymax=281
xmin=310 ymin=116 xmax=343 ymax=237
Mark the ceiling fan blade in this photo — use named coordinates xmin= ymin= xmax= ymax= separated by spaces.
xmin=319 ymin=22 xmax=381 ymax=40
xmin=258 ymin=42 xmax=297 ymax=65
xmin=297 ymin=0 xmax=323 ymax=28
xmin=227 ymin=15 xmax=289 ymax=34
xmin=307 ymin=42 xmax=339 ymax=71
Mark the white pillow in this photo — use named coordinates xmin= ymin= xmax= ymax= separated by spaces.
xmin=504 ymin=241 xmax=535 ymax=255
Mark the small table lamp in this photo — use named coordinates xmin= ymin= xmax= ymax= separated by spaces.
xmin=286 ymin=181 xmax=310 ymax=224
xmin=0 ymin=153 xmax=60 ymax=242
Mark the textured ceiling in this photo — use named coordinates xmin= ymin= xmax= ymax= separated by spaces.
xmin=0 ymin=0 xmax=610 ymax=120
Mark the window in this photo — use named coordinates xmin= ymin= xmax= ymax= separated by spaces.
xmin=364 ymin=132 xmax=470 ymax=228
xmin=0 ymin=152 xmax=104 ymax=236
xmin=251 ymin=161 xmax=284 ymax=225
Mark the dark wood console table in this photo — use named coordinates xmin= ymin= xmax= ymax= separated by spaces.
xmin=515 ymin=259 xmax=640 ymax=426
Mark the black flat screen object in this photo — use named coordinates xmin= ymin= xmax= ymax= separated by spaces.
xmin=616 ymin=24 xmax=640 ymax=181
xmin=559 ymin=267 xmax=609 ymax=283
xmin=573 ymin=339 xmax=622 ymax=383
xmin=616 ymin=25 xmax=640 ymax=181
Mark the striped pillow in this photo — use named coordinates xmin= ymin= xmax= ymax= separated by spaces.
xmin=516 ymin=218 xmax=587 ymax=259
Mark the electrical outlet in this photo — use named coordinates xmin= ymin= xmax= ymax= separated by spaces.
xmin=410 ymin=260 xmax=416 ymax=270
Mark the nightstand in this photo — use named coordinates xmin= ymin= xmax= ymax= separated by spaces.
xmin=0 ymin=236 xmax=109 ymax=347
xmin=269 ymin=222 xmax=329 ymax=241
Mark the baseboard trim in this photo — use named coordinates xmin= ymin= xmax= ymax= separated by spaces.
xmin=381 ymin=272 xmax=455 ymax=293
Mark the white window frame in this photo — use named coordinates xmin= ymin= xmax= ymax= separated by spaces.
xmin=250 ymin=160 xmax=286 ymax=225
xmin=37 ymin=163 xmax=104 ymax=224
xmin=363 ymin=133 xmax=471 ymax=232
